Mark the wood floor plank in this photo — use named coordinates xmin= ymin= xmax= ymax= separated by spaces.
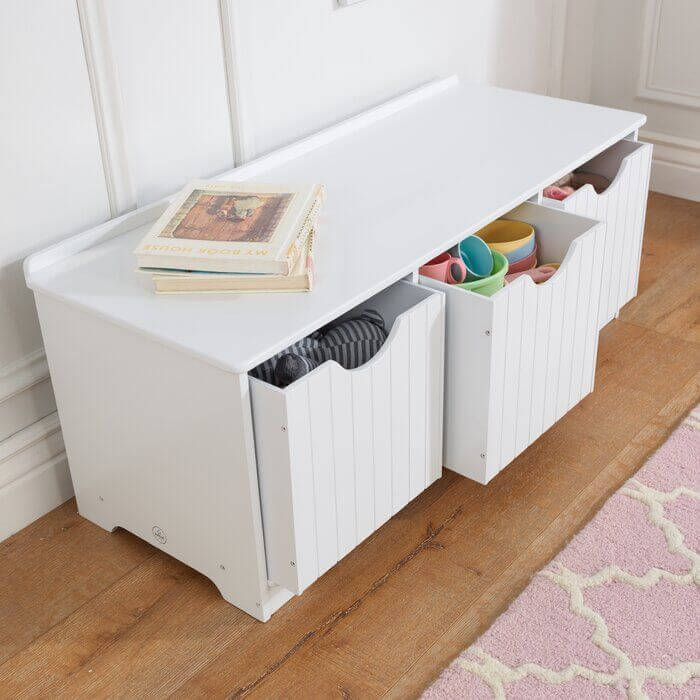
xmin=0 ymin=500 xmax=153 ymax=665
xmin=0 ymin=553 xmax=192 ymax=697
xmin=170 ymin=473 xmax=481 ymax=698
xmin=39 ymin=574 xmax=257 ymax=698
xmin=1 ymin=193 xmax=698 ymax=699
xmin=620 ymin=192 xmax=700 ymax=344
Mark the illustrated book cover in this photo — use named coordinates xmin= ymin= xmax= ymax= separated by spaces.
xmin=150 ymin=229 xmax=316 ymax=294
xmin=134 ymin=180 xmax=324 ymax=275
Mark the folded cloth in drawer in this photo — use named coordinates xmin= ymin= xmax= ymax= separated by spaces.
xmin=505 ymin=265 xmax=557 ymax=285
xmin=251 ymin=309 xmax=388 ymax=387
xmin=544 ymin=171 xmax=611 ymax=199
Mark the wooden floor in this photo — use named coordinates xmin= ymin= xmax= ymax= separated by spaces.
xmin=2 ymin=193 xmax=699 ymax=699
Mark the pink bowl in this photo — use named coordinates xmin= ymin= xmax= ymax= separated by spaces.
xmin=507 ymin=244 xmax=538 ymax=273
xmin=419 ymin=252 xmax=467 ymax=284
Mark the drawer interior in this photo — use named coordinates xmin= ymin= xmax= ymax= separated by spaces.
xmin=541 ymin=138 xmax=652 ymax=328
xmin=576 ymin=138 xmax=647 ymax=183
xmin=499 ymin=202 xmax=600 ymax=277
xmin=543 ymin=138 xmax=648 ymax=206
xmin=250 ymin=281 xmax=445 ymax=594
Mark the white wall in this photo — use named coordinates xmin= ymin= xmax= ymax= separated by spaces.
xmin=0 ymin=0 xmax=566 ymax=540
xmin=560 ymin=0 xmax=700 ymax=201
xmin=230 ymin=0 xmax=557 ymax=159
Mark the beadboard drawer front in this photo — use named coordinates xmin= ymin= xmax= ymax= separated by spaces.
xmin=422 ymin=202 xmax=603 ymax=485
xmin=543 ymin=139 xmax=652 ymax=327
xmin=249 ymin=281 xmax=445 ymax=594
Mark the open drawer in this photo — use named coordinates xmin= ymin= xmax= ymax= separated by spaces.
xmin=249 ymin=281 xmax=445 ymax=594
xmin=421 ymin=202 xmax=604 ymax=484
xmin=543 ymin=138 xmax=652 ymax=327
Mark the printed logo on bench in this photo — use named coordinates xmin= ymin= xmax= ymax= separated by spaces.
xmin=152 ymin=526 xmax=167 ymax=544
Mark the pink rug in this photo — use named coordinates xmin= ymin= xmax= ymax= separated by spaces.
xmin=425 ymin=405 xmax=700 ymax=698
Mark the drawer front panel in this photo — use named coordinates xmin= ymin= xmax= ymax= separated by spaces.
xmin=250 ymin=282 xmax=445 ymax=594
xmin=422 ymin=202 xmax=603 ymax=484
xmin=544 ymin=139 xmax=652 ymax=327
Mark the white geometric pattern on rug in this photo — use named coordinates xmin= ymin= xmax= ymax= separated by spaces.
xmin=425 ymin=406 xmax=700 ymax=699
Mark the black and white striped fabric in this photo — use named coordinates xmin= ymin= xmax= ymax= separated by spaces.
xmin=250 ymin=332 xmax=325 ymax=386
xmin=322 ymin=309 xmax=387 ymax=371
xmin=250 ymin=309 xmax=388 ymax=387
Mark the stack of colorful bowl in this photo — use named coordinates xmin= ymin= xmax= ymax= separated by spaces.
xmin=456 ymin=235 xmax=508 ymax=296
xmin=476 ymin=219 xmax=535 ymax=268
xmin=419 ymin=219 xmax=561 ymax=297
xmin=476 ymin=219 xmax=559 ymax=286
xmin=419 ymin=236 xmax=508 ymax=297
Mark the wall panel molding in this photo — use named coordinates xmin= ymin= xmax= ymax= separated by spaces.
xmin=641 ymin=130 xmax=700 ymax=168
xmin=0 ymin=412 xmax=72 ymax=542
xmin=0 ymin=348 xmax=49 ymax=405
xmin=0 ymin=349 xmax=55 ymax=442
xmin=219 ymin=0 xmax=249 ymax=165
xmin=547 ymin=0 xmax=568 ymax=98
xmin=0 ymin=414 xmax=63 ymax=489
xmin=637 ymin=0 xmax=700 ymax=109
xmin=77 ymin=0 xmax=137 ymax=216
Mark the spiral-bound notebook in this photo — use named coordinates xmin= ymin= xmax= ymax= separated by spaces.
xmin=134 ymin=180 xmax=324 ymax=275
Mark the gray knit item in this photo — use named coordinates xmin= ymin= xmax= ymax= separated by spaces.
xmin=250 ymin=309 xmax=388 ymax=387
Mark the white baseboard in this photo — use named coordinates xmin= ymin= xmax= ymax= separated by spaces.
xmin=0 ymin=377 xmax=56 ymax=442
xmin=648 ymin=161 xmax=700 ymax=202
xmin=0 ymin=412 xmax=74 ymax=542
xmin=0 ymin=350 xmax=70 ymax=541
xmin=640 ymin=129 xmax=700 ymax=202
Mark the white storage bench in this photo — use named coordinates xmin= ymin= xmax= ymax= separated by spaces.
xmin=422 ymin=202 xmax=604 ymax=484
xmin=24 ymin=77 xmax=649 ymax=621
xmin=250 ymin=281 xmax=444 ymax=593
xmin=542 ymin=138 xmax=653 ymax=327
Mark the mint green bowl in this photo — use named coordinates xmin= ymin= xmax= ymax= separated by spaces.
xmin=454 ymin=250 xmax=508 ymax=296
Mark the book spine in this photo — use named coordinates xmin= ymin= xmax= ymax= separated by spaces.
xmin=284 ymin=186 xmax=324 ymax=273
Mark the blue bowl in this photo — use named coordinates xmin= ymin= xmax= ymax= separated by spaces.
xmin=459 ymin=236 xmax=494 ymax=280
xmin=504 ymin=235 xmax=536 ymax=264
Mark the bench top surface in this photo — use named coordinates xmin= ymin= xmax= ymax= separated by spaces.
xmin=26 ymin=78 xmax=645 ymax=373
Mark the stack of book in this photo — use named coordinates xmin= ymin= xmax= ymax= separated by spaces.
xmin=134 ymin=180 xmax=324 ymax=294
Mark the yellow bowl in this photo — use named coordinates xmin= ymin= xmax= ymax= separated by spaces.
xmin=476 ymin=220 xmax=535 ymax=256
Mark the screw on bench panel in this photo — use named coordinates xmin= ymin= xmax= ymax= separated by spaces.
xmin=290 ymin=561 xmax=296 ymax=567
xmin=485 ymin=330 xmax=491 ymax=336
xmin=281 ymin=426 xmax=287 ymax=432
